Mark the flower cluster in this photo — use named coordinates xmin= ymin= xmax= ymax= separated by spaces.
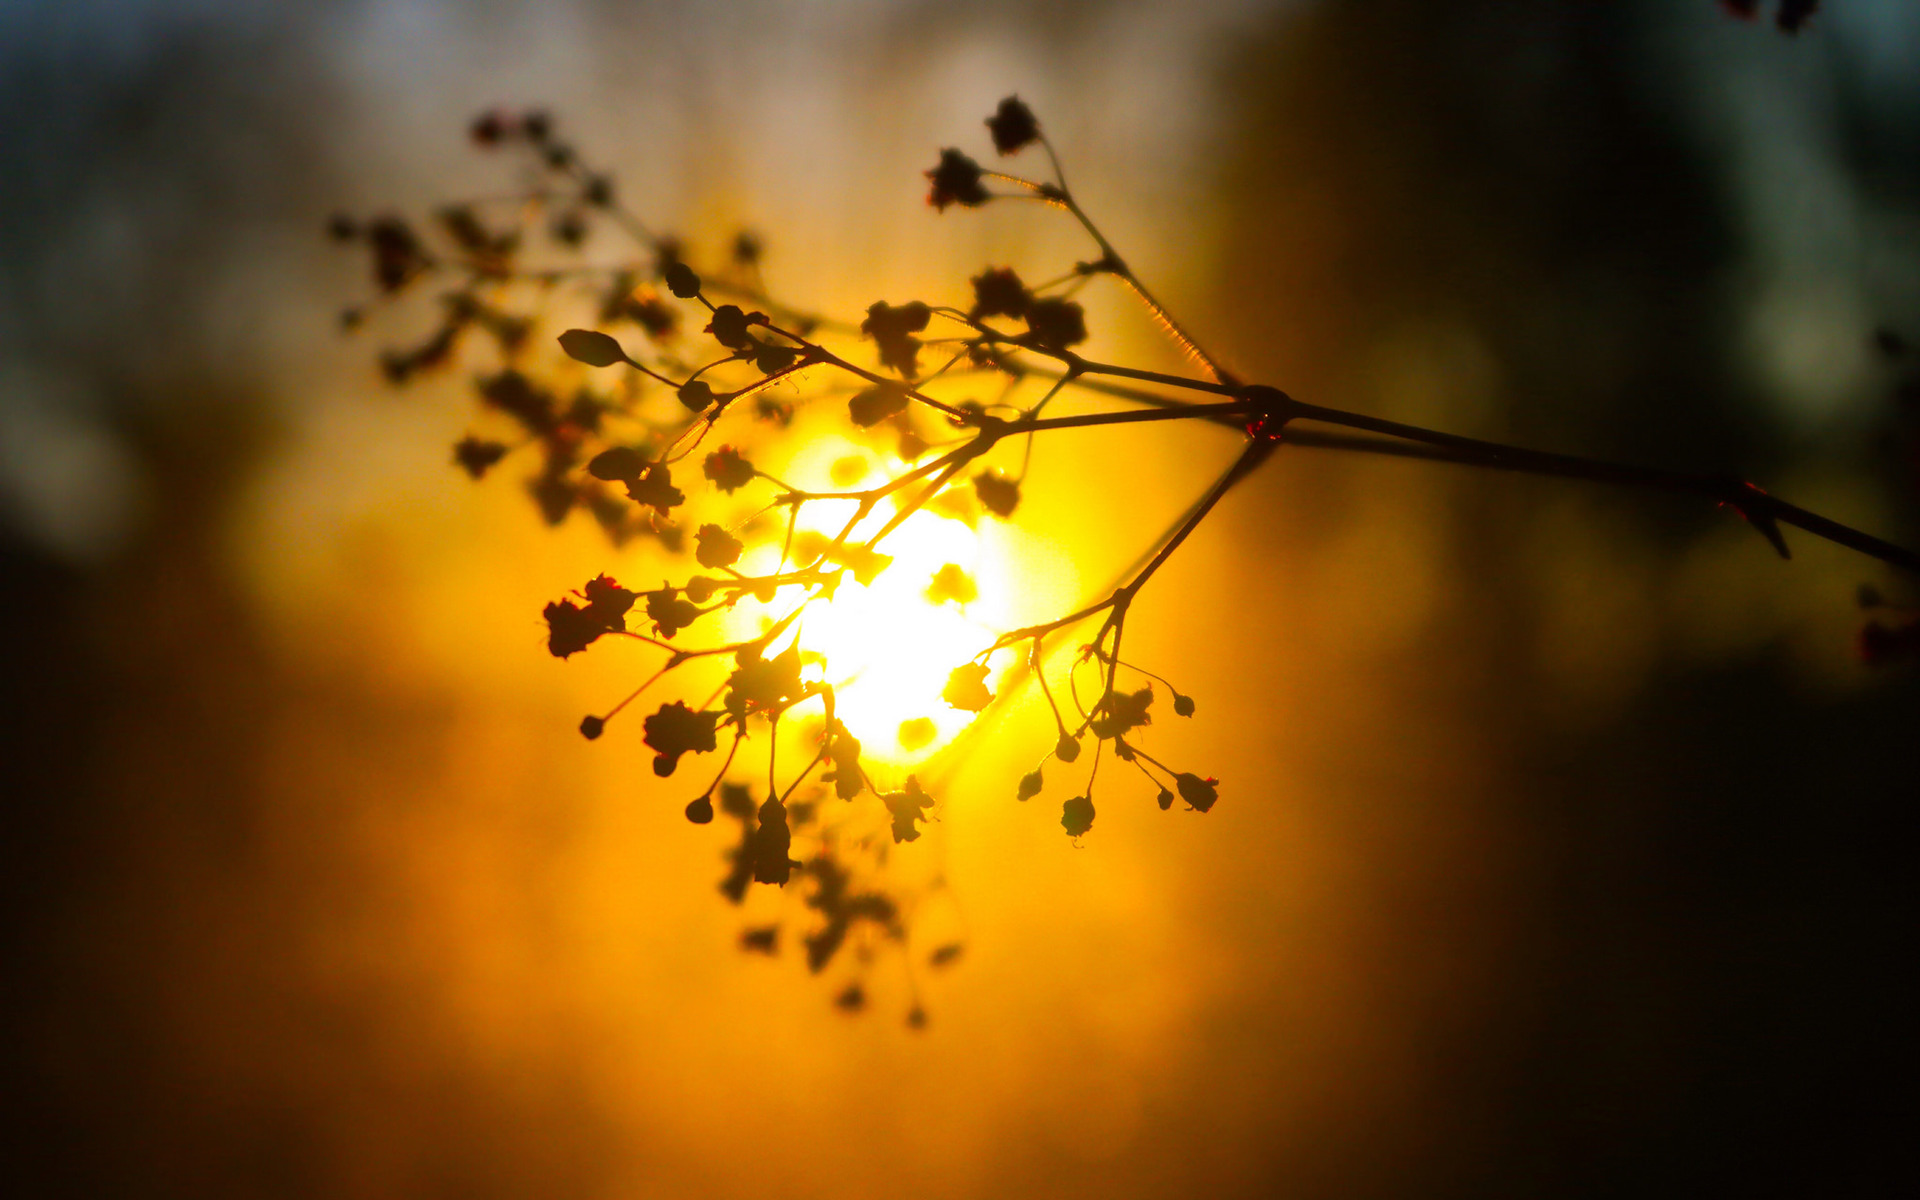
xmin=336 ymin=90 xmax=1917 ymax=1017
xmin=333 ymin=98 xmax=1241 ymax=1019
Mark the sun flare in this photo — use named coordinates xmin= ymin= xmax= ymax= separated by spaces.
xmin=734 ymin=436 xmax=1017 ymax=766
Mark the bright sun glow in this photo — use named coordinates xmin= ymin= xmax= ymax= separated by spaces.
xmin=733 ymin=435 xmax=1016 ymax=766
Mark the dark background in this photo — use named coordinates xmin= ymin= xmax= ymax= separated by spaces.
xmin=3 ymin=1 xmax=1916 ymax=1196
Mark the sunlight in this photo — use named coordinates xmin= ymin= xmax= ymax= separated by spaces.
xmin=734 ymin=434 xmax=1015 ymax=767
xmin=798 ymin=505 xmax=1005 ymax=762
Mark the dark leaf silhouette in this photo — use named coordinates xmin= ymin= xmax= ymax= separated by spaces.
xmin=942 ymin=662 xmax=993 ymax=712
xmin=586 ymin=445 xmax=646 ymax=482
xmin=740 ymin=926 xmax=779 ymax=954
xmin=643 ymin=701 xmax=720 ymax=776
xmin=664 ymin=261 xmax=702 ymax=298
xmin=848 ymin=382 xmax=909 ymax=427
xmin=558 ymin=328 xmax=628 ymax=368
xmin=754 ymin=340 xmax=799 ymax=374
xmin=928 ymin=943 xmax=965 ymax=968
xmin=1017 ymin=768 xmax=1043 ymax=802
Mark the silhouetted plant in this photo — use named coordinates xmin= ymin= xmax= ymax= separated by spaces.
xmin=335 ymin=91 xmax=1913 ymax=1021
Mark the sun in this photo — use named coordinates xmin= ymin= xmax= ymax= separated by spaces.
xmin=733 ymin=436 xmax=1016 ymax=766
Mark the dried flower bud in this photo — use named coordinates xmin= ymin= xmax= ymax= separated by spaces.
xmin=1175 ymin=773 xmax=1219 ymax=813
xmin=1061 ymin=795 xmax=1095 ymax=838
xmin=678 ymin=380 xmax=716 ymax=412
xmin=704 ymin=445 xmax=754 ymax=493
xmin=694 ymin=524 xmax=744 ymax=569
xmin=926 ymin=148 xmax=988 ymax=211
xmin=985 ymin=96 xmax=1040 ymax=156
xmin=968 ymin=267 xmax=1031 ymax=321
xmin=587 ymin=446 xmax=646 ymax=482
xmin=1024 ymin=297 xmax=1088 ymax=352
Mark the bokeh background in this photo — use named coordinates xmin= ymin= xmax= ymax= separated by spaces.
xmin=4 ymin=1 xmax=1917 ymax=1196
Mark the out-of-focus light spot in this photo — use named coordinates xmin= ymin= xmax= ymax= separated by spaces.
xmin=728 ymin=431 xmax=1015 ymax=768
xmin=0 ymin=369 xmax=145 ymax=564
xmin=1745 ymin=282 xmax=1872 ymax=423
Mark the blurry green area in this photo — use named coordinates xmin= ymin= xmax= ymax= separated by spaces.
xmin=3 ymin=1 xmax=1917 ymax=1197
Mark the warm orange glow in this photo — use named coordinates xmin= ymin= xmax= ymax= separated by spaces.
xmin=733 ymin=431 xmax=1017 ymax=766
